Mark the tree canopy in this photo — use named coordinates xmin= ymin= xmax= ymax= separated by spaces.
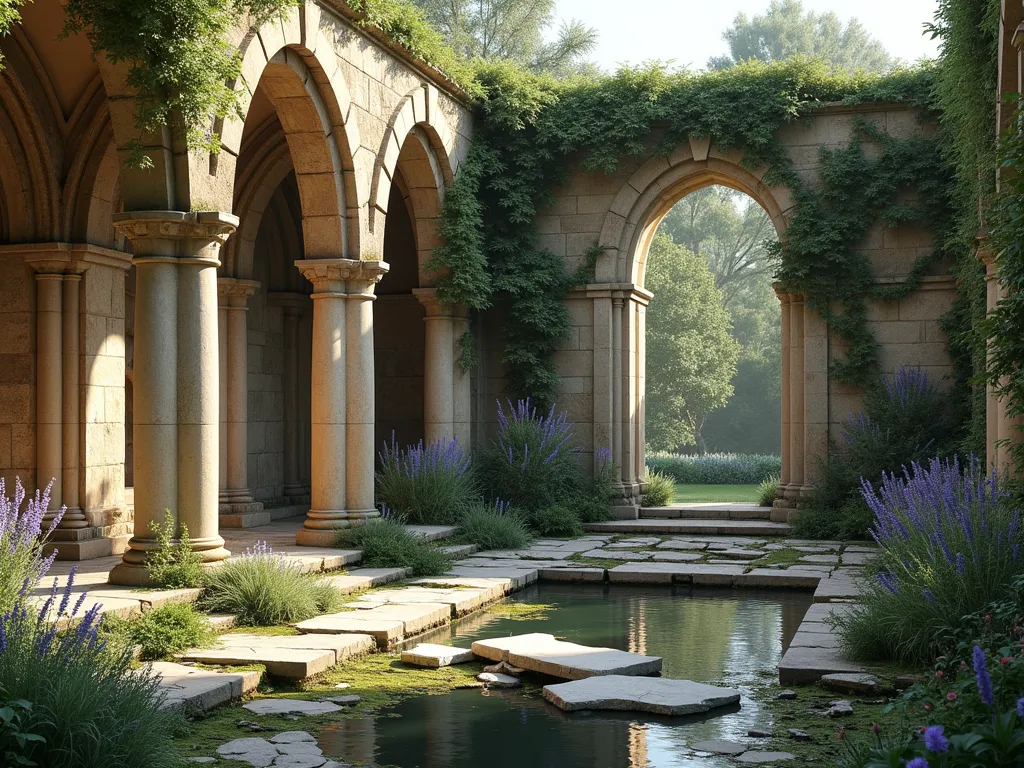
xmin=645 ymin=235 xmax=739 ymax=453
xmin=708 ymin=0 xmax=894 ymax=74
xmin=409 ymin=0 xmax=597 ymax=75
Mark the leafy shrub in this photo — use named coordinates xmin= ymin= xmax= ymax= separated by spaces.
xmin=757 ymin=475 xmax=781 ymax=507
xmin=834 ymin=456 xmax=1024 ymax=666
xmin=457 ymin=501 xmax=532 ymax=551
xmin=200 ymin=541 xmax=341 ymax=626
xmin=104 ymin=602 xmax=213 ymax=661
xmin=0 ymin=478 xmax=64 ymax=615
xmin=337 ymin=517 xmax=451 ymax=577
xmin=795 ymin=367 xmax=963 ymax=539
xmin=0 ymin=695 xmax=45 ymax=767
xmin=476 ymin=399 xmax=614 ymax=532
xmin=376 ymin=435 xmax=479 ymax=525
xmin=147 ymin=512 xmax=204 ymax=589
xmin=642 ymin=470 xmax=675 ymax=507
xmin=523 ymin=504 xmax=584 ymax=538
xmin=645 ymin=452 xmax=781 ymax=484
xmin=0 ymin=572 xmax=183 ymax=767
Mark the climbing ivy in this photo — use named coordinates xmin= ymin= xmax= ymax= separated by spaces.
xmin=428 ymin=57 xmax=954 ymax=405
xmin=61 ymin=0 xmax=299 ymax=166
xmin=0 ymin=0 xmax=24 ymax=69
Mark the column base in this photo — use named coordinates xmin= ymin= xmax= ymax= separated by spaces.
xmin=108 ymin=535 xmax=231 ymax=585
xmin=219 ymin=500 xmax=270 ymax=528
xmin=296 ymin=508 xmax=379 ymax=547
xmin=43 ymin=530 xmax=132 ymax=561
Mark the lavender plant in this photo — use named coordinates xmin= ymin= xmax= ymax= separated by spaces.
xmin=477 ymin=399 xmax=612 ymax=529
xmin=200 ymin=540 xmax=341 ymax=626
xmin=0 ymin=566 xmax=184 ymax=767
xmin=835 ymin=455 xmax=1024 ymax=664
xmin=375 ymin=434 xmax=479 ymax=525
xmin=796 ymin=366 xmax=963 ymax=539
xmin=0 ymin=478 xmax=64 ymax=614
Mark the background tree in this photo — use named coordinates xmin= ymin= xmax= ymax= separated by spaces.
xmin=410 ymin=0 xmax=598 ymax=76
xmin=645 ymin=235 xmax=739 ymax=453
xmin=708 ymin=0 xmax=894 ymax=74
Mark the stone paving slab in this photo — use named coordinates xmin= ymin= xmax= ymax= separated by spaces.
xmin=543 ymin=675 xmax=740 ymax=715
xmin=439 ymin=543 xmax=478 ymax=558
xmin=650 ymin=551 xmax=704 ymax=562
xmin=537 ymin=567 xmax=606 ymax=582
xmin=581 ymin=548 xmax=651 ymax=561
xmin=655 ymin=540 xmax=710 ymax=551
xmin=295 ymin=613 xmax=406 ymax=648
xmin=739 ymin=569 xmax=823 ymax=589
xmin=813 ymin=570 xmax=864 ymax=603
xmin=444 ymin=566 xmax=539 ymax=589
xmin=406 ymin=525 xmax=460 ymax=542
xmin=401 ymin=643 xmax=474 ymax=667
xmin=586 ymin=519 xmax=791 ymax=536
xmin=472 ymin=633 xmax=662 ymax=679
xmin=406 ymin=576 xmax=512 ymax=600
xmin=180 ymin=633 xmax=375 ymax=680
xmin=320 ymin=568 xmax=410 ymax=595
xmin=151 ymin=661 xmax=260 ymax=712
xmin=351 ymin=586 xmax=490 ymax=617
xmin=778 ymin=646 xmax=867 ymax=684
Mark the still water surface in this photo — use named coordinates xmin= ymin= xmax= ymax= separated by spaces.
xmin=319 ymin=583 xmax=812 ymax=768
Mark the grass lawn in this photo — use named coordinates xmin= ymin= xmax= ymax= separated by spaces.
xmin=673 ymin=483 xmax=761 ymax=504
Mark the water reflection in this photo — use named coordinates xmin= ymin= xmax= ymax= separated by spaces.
xmin=319 ymin=584 xmax=812 ymax=768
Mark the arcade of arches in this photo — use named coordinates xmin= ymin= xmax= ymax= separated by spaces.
xmin=0 ymin=0 xmax=974 ymax=581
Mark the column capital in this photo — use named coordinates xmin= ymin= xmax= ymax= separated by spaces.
xmin=295 ymin=258 xmax=390 ymax=296
xmin=412 ymin=287 xmax=468 ymax=318
xmin=217 ymin=277 xmax=260 ymax=308
xmin=772 ymin=283 xmax=792 ymax=302
xmin=113 ymin=211 xmax=238 ymax=267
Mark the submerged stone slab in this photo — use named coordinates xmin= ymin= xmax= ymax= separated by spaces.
xmin=472 ymin=633 xmax=662 ymax=679
xmin=478 ymin=672 xmax=521 ymax=688
xmin=820 ymin=672 xmax=881 ymax=694
xmin=692 ymin=740 xmax=747 ymax=755
xmin=242 ymin=699 xmax=342 ymax=716
xmin=542 ymin=675 xmax=740 ymax=715
xmin=401 ymin=643 xmax=474 ymax=667
xmin=734 ymin=751 xmax=795 ymax=763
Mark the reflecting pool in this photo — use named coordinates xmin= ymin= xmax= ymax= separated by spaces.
xmin=319 ymin=583 xmax=812 ymax=767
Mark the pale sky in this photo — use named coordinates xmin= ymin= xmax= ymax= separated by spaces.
xmin=553 ymin=0 xmax=941 ymax=72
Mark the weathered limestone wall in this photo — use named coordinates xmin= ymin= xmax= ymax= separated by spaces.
xmin=513 ymin=103 xmax=956 ymax=512
xmin=0 ymin=260 xmax=37 ymax=493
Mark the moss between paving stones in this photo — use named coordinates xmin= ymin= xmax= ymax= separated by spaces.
xmin=747 ymin=548 xmax=804 ymax=569
xmin=485 ymin=602 xmax=555 ymax=621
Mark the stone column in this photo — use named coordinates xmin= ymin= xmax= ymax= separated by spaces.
xmin=61 ymin=272 xmax=86 ymax=528
xmin=109 ymin=212 xmax=236 ymax=586
xmin=218 ymin=301 xmax=228 ymax=494
xmin=413 ymin=287 xmax=463 ymax=444
xmin=612 ymin=295 xmax=624 ymax=481
xmin=295 ymin=259 xmax=388 ymax=546
xmin=268 ymin=292 xmax=310 ymax=500
xmin=31 ymin=264 xmax=64 ymax=518
xmin=980 ymin=246 xmax=1021 ymax=472
xmin=787 ymin=293 xmax=806 ymax=499
xmin=452 ymin=308 xmax=472 ymax=448
xmin=774 ymin=287 xmax=792 ymax=495
xmin=217 ymin=278 xmax=264 ymax=526
xmin=592 ymin=293 xmax=615 ymax=473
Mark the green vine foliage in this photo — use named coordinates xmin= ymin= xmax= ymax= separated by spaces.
xmin=61 ymin=0 xmax=299 ymax=166
xmin=429 ymin=57 xmax=952 ymax=404
xmin=929 ymin=0 xmax=1001 ymax=456
xmin=0 ymin=0 xmax=24 ymax=69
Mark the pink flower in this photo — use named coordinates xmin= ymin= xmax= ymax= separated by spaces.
xmin=946 ymin=692 xmax=957 ymax=702
xmin=1003 ymin=656 xmax=1012 ymax=667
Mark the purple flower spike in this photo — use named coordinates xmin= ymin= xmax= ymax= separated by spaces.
xmin=904 ymin=759 xmax=928 ymax=768
xmin=973 ymin=646 xmax=994 ymax=707
xmin=923 ymin=725 xmax=948 ymax=754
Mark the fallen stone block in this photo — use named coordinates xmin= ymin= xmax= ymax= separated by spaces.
xmin=401 ymin=643 xmax=474 ymax=668
xmin=542 ymin=675 xmax=740 ymax=715
xmin=472 ymin=633 xmax=662 ymax=679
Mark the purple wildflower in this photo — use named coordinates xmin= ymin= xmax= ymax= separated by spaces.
xmin=1017 ymin=697 xmax=1024 ymax=719
xmin=923 ymin=725 xmax=948 ymax=753
xmin=904 ymin=759 xmax=928 ymax=768
xmin=973 ymin=645 xmax=994 ymax=707
xmin=922 ymin=589 xmax=935 ymax=603
xmin=876 ymin=570 xmax=900 ymax=595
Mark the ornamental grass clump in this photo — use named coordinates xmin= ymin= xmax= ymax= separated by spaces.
xmin=376 ymin=434 xmax=479 ymax=525
xmin=0 ymin=478 xmax=63 ymax=614
xmin=200 ymin=541 xmax=341 ymax=626
xmin=0 ymin=567 xmax=183 ymax=767
xmin=835 ymin=455 xmax=1024 ymax=665
xmin=644 ymin=452 xmax=782 ymax=484
xmin=103 ymin=602 xmax=213 ymax=661
xmin=337 ymin=516 xmax=451 ymax=577
xmin=457 ymin=500 xmax=533 ymax=551
xmin=642 ymin=469 xmax=675 ymax=507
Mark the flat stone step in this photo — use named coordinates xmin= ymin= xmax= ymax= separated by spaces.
xmin=778 ymin=645 xmax=867 ymax=685
xmin=179 ymin=632 xmax=375 ymax=680
xmin=641 ymin=507 xmax=772 ymax=521
xmin=586 ymin=519 xmax=790 ymax=537
xmin=542 ymin=675 xmax=740 ymax=715
xmin=150 ymin=661 xmax=260 ymax=712
xmin=296 ymin=602 xmax=451 ymax=647
xmin=440 ymin=543 xmax=479 ymax=558
xmin=406 ymin=525 xmax=459 ymax=542
xmin=320 ymin=567 xmax=411 ymax=595
xmin=350 ymin=586 xmax=492 ymax=617
xmin=472 ymin=633 xmax=662 ymax=679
